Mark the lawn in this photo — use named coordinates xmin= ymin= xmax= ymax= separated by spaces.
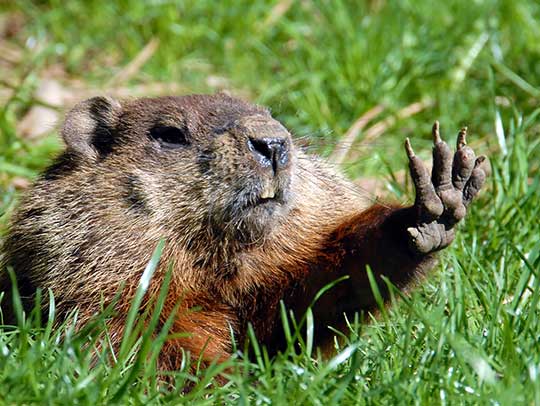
xmin=1 ymin=0 xmax=540 ymax=404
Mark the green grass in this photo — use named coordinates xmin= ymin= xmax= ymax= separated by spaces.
xmin=1 ymin=0 xmax=540 ymax=404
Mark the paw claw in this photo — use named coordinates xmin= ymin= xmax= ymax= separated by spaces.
xmin=457 ymin=127 xmax=468 ymax=149
xmin=475 ymin=155 xmax=486 ymax=167
xmin=405 ymin=138 xmax=415 ymax=158
xmin=432 ymin=121 xmax=442 ymax=144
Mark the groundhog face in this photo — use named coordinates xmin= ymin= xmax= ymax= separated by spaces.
xmin=61 ymin=94 xmax=295 ymax=246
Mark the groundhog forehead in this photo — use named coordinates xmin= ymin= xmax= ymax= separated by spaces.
xmin=121 ymin=94 xmax=271 ymax=132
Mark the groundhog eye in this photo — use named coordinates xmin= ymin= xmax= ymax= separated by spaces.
xmin=149 ymin=126 xmax=189 ymax=148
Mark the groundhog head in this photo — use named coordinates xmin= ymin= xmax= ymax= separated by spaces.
xmin=61 ymin=94 xmax=295 ymax=247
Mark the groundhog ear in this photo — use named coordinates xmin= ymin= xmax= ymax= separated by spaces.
xmin=61 ymin=96 xmax=122 ymax=160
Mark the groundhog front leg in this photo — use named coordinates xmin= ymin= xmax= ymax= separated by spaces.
xmin=285 ymin=123 xmax=486 ymax=344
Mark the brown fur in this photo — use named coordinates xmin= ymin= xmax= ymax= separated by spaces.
xmin=1 ymin=93 xmax=479 ymax=372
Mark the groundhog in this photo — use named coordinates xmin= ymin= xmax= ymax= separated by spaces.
xmin=1 ymin=93 xmax=486 ymax=370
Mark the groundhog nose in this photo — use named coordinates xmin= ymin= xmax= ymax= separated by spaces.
xmin=248 ymin=137 xmax=289 ymax=173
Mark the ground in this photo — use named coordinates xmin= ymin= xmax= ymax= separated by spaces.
xmin=1 ymin=1 xmax=540 ymax=404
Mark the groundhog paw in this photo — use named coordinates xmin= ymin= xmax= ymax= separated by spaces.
xmin=404 ymin=122 xmax=486 ymax=254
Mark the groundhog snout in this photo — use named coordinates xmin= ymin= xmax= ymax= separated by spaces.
xmin=235 ymin=114 xmax=292 ymax=175
xmin=247 ymin=136 xmax=290 ymax=174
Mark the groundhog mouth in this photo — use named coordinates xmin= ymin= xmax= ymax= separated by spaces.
xmin=238 ymin=176 xmax=291 ymax=211
xmin=242 ymin=191 xmax=285 ymax=210
xmin=252 ymin=181 xmax=281 ymax=205
xmin=251 ymin=196 xmax=280 ymax=209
